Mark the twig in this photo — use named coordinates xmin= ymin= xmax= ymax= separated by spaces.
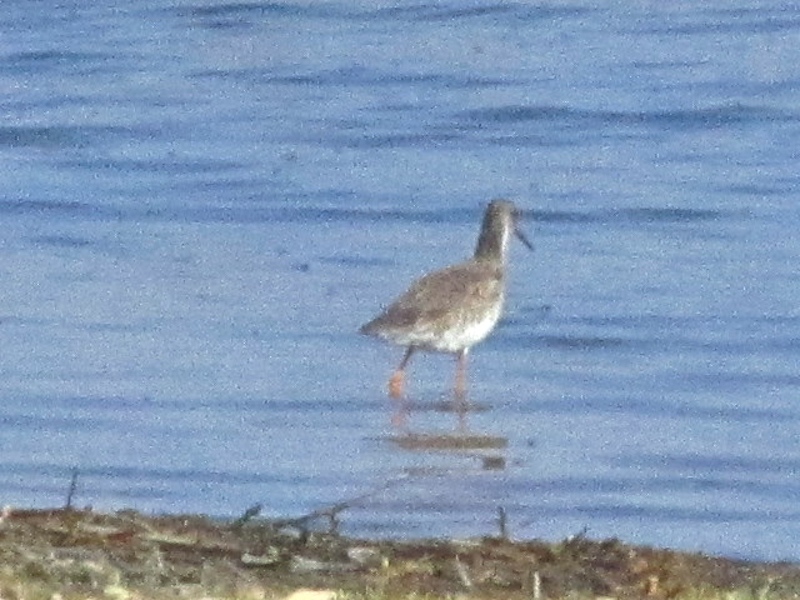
xmin=231 ymin=503 xmax=262 ymax=530
xmin=265 ymin=475 xmax=408 ymax=536
xmin=498 ymin=506 xmax=508 ymax=540
xmin=532 ymin=570 xmax=542 ymax=600
xmin=269 ymin=497 xmax=360 ymax=535
xmin=65 ymin=467 xmax=79 ymax=510
xmin=454 ymin=555 xmax=472 ymax=589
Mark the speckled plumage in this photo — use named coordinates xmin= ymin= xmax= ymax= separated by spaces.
xmin=360 ymin=199 xmax=531 ymax=399
xmin=360 ymin=259 xmax=504 ymax=353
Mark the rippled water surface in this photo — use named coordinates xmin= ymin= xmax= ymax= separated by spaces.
xmin=1 ymin=1 xmax=799 ymax=561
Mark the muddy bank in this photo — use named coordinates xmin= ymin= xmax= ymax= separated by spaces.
xmin=1 ymin=506 xmax=798 ymax=599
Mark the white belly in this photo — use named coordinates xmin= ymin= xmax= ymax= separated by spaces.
xmin=439 ymin=304 xmax=502 ymax=352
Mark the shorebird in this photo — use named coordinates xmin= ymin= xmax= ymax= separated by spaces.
xmin=360 ymin=199 xmax=532 ymax=399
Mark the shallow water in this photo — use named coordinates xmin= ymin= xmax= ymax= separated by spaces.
xmin=1 ymin=1 xmax=799 ymax=561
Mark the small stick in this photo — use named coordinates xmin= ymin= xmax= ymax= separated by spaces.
xmin=498 ymin=506 xmax=508 ymax=540
xmin=454 ymin=555 xmax=472 ymax=589
xmin=268 ymin=476 xmax=408 ymax=534
xmin=231 ymin=503 xmax=262 ymax=529
xmin=532 ymin=570 xmax=541 ymax=600
xmin=65 ymin=467 xmax=79 ymax=510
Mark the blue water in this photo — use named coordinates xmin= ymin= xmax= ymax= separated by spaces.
xmin=1 ymin=1 xmax=799 ymax=562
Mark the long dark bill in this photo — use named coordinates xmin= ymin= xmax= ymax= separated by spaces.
xmin=514 ymin=224 xmax=534 ymax=251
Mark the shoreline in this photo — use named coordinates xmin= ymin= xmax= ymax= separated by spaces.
xmin=1 ymin=506 xmax=798 ymax=599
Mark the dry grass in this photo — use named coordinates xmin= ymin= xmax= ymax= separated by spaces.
xmin=0 ymin=507 xmax=797 ymax=600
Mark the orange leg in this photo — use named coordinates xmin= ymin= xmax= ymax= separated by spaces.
xmin=389 ymin=347 xmax=414 ymax=399
xmin=454 ymin=349 xmax=468 ymax=401
xmin=388 ymin=371 xmax=404 ymax=399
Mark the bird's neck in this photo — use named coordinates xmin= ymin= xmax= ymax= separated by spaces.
xmin=474 ymin=221 xmax=509 ymax=263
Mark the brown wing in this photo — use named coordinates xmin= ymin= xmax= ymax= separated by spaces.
xmin=361 ymin=260 xmax=504 ymax=334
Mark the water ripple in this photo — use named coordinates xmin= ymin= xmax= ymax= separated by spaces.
xmin=30 ymin=235 xmax=93 ymax=249
xmin=458 ymin=104 xmax=799 ymax=129
xmin=531 ymin=207 xmax=724 ymax=224
xmin=613 ymin=453 xmax=800 ymax=475
xmin=0 ymin=199 xmax=104 ymax=217
xmin=0 ymin=461 xmax=300 ymax=486
xmin=372 ymin=3 xmax=596 ymax=23
xmin=523 ymin=395 xmax=799 ymax=423
xmin=191 ymin=65 xmax=516 ymax=90
xmin=0 ymin=50 xmax=115 ymax=73
xmin=0 ymin=124 xmax=129 ymax=149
